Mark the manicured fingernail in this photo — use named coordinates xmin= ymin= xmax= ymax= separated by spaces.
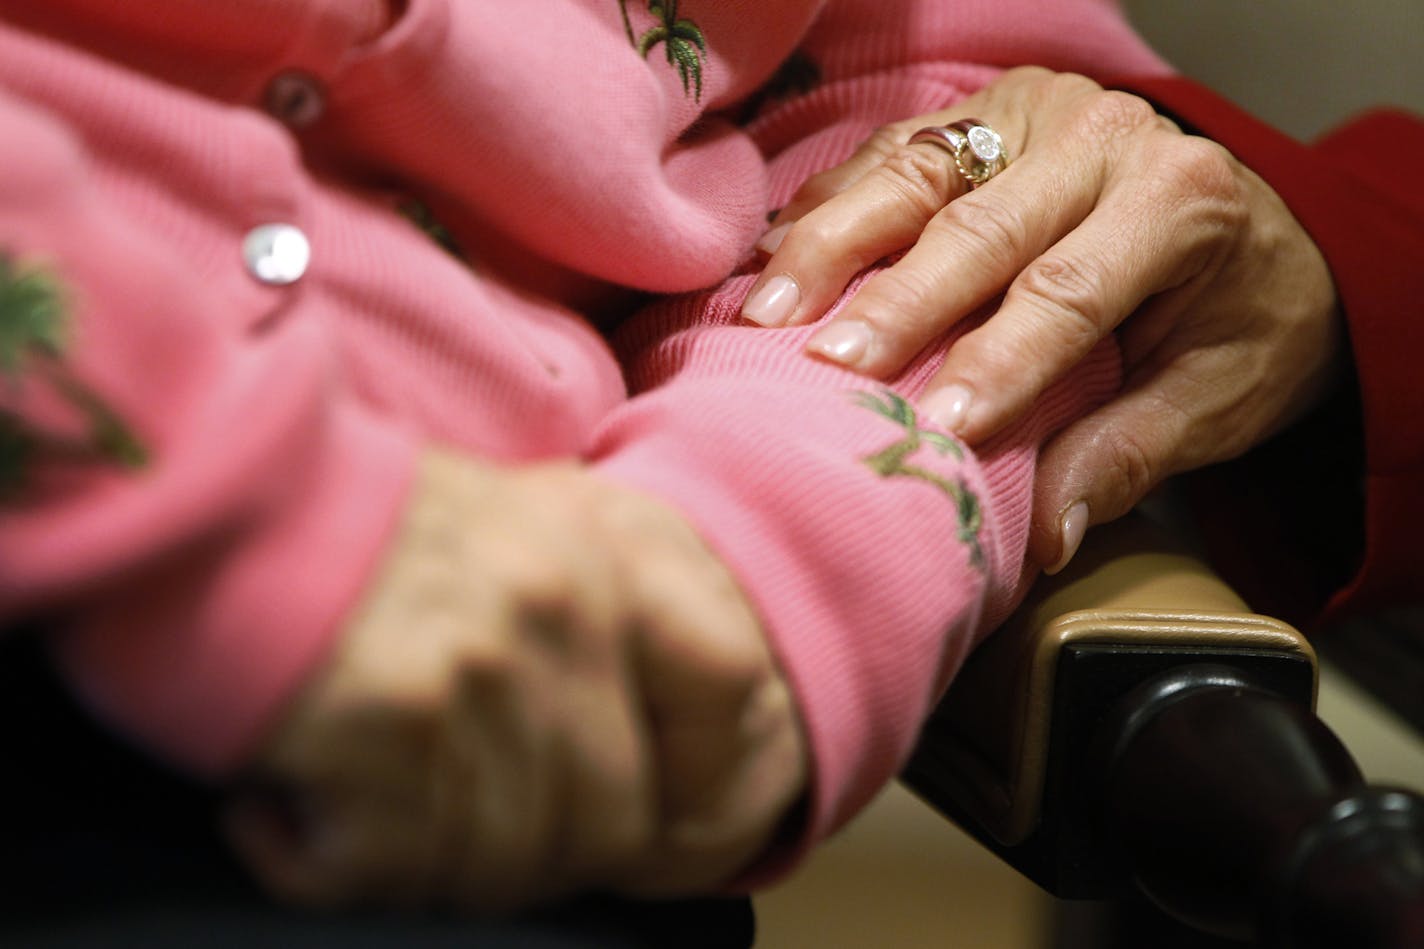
xmin=1045 ymin=501 xmax=1089 ymax=576
xmin=742 ymin=274 xmax=800 ymax=327
xmin=921 ymin=384 xmax=974 ymax=433
xmin=807 ymin=320 xmax=874 ymax=366
xmin=756 ymin=222 xmax=793 ymax=255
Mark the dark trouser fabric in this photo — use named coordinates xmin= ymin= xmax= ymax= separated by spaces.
xmin=0 ymin=632 xmax=754 ymax=948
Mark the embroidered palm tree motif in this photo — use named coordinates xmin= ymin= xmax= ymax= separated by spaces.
xmin=0 ymin=253 xmax=147 ymax=498
xmin=618 ymin=1 xmax=708 ymax=101
xmin=398 ymin=198 xmax=465 ymax=261
xmin=854 ymin=389 xmax=984 ymax=568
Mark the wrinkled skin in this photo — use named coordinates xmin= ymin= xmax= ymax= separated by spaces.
xmin=226 ymin=451 xmax=807 ymax=911
xmin=744 ymin=66 xmax=1341 ymax=570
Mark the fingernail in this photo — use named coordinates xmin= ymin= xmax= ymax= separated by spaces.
xmin=742 ymin=274 xmax=800 ymax=327
xmin=756 ymin=222 xmax=793 ymax=255
xmin=1045 ymin=501 xmax=1089 ymax=576
xmin=807 ymin=320 xmax=874 ymax=366
xmin=921 ymin=384 xmax=974 ymax=433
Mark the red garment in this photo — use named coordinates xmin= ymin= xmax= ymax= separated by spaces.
xmin=1113 ymin=76 xmax=1424 ymax=627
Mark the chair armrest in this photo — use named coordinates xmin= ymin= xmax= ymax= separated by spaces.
xmin=902 ymin=513 xmax=1424 ymax=947
xmin=903 ymin=512 xmax=1315 ymax=880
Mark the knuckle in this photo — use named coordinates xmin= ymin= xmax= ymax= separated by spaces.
xmin=943 ymin=330 xmax=1030 ymax=407
xmin=1005 ymin=64 xmax=1057 ymax=86
xmin=790 ymin=211 xmax=847 ymax=251
xmin=851 ymin=270 xmax=959 ymax=351
xmin=949 ymin=318 xmax=1053 ymax=405
xmin=877 ymin=142 xmax=961 ymax=216
xmin=940 ymin=323 xmax=1002 ymax=371
xmin=686 ymin=611 xmax=774 ymax=689
xmin=933 ymin=189 xmax=1032 ymax=271
xmin=1037 ymin=69 xmax=1103 ymax=105
xmin=858 ymin=260 xmax=944 ymax=321
xmin=1073 ymin=88 xmax=1158 ymax=140
xmin=1094 ymin=424 xmax=1160 ymax=510
xmin=866 ymin=120 xmax=916 ymax=156
xmin=1153 ymin=135 xmax=1242 ymax=206
xmin=939 ymin=185 xmax=1030 ymax=247
xmin=509 ymin=562 xmax=578 ymax=624
xmin=443 ymin=624 xmax=524 ymax=698
xmin=651 ymin=599 xmax=777 ymax=699
xmin=1012 ymin=254 xmax=1109 ymax=343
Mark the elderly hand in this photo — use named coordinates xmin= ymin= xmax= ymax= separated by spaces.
xmin=742 ymin=66 xmax=1342 ymax=571
xmin=224 ymin=450 xmax=806 ymax=911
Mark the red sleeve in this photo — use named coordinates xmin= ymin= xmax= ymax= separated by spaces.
xmin=1108 ymin=75 xmax=1424 ymax=627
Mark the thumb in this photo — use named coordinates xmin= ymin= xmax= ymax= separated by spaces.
xmin=1030 ymin=387 xmax=1190 ymax=573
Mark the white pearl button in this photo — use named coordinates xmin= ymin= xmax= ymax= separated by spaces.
xmin=242 ymin=223 xmax=311 ymax=286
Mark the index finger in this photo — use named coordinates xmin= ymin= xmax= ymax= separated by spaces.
xmin=740 ymin=114 xmax=998 ymax=329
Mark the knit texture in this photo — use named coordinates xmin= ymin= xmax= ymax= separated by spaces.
xmin=0 ymin=0 xmax=1167 ymax=872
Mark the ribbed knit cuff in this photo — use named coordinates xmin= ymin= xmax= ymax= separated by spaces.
xmin=52 ymin=412 xmax=417 ymax=776
xmin=596 ymin=273 xmax=1121 ymax=880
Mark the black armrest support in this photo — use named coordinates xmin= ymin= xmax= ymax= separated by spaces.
xmin=902 ymin=515 xmax=1424 ymax=948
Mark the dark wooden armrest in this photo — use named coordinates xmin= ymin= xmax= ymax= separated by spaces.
xmin=903 ymin=514 xmax=1424 ymax=948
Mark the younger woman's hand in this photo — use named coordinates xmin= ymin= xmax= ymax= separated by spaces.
xmin=741 ymin=66 xmax=1340 ymax=571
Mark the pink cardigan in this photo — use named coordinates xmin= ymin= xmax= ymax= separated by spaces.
xmin=0 ymin=0 xmax=1167 ymax=867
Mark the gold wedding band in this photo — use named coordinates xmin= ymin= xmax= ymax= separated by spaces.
xmin=908 ymin=119 xmax=1009 ymax=188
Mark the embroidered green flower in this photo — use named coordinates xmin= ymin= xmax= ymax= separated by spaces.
xmin=0 ymin=253 xmax=147 ymax=498
xmin=619 ymin=0 xmax=708 ymax=101
xmin=854 ymin=389 xmax=984 ymax=567
xmin=0 ymin=256 xmax=66 ymax=375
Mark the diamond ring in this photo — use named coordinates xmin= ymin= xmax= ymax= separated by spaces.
xmin=907 ymin=119 xmax=1009 ymax=189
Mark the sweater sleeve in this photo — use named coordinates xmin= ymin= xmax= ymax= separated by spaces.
xmin=592 ymin=271 xmax=1120 ymax=876
xmin=585 ymin=0 xmax=1160 ymax=876
xmin=0 ymin=86 xmax=416 ymax=776
xmin=1107 ymin=75 xmax=1424 ymax=627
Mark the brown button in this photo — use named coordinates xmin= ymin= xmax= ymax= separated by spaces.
xmin=262 ymin=71 xmax=326 ymax=129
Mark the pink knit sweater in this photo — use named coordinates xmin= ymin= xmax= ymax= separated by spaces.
xmin=0 ymin=0 xmax=1167 ymax=867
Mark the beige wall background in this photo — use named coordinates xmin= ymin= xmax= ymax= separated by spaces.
xmin=1122 ymin=0 xmax=1424 ymax=139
